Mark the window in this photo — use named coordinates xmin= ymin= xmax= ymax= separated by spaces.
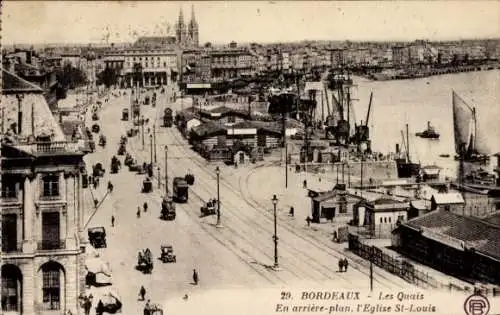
xmin=384 ymin=217 xmax=387 ymax=223
xmin=41 ymin=212 xmax=61 ymax=250
xmin=1 ymin=175 xmax=17 ymax=198
xmin=380 ymin=218 xmax=383 ymax=223
xmin=1 ymin=269 xmax=20 ymax=311
xmin=388 ymin=217 xmax=392 ymax=223
xmin=42 ymin=267 xmax=60 ymax=310
xmin=42 ymin=174 xmax=59 ymax=197
xmin=228 ymin=116 xmax=236 ymax=123
xmin=2 ymin=214 xmax=18 ymax=252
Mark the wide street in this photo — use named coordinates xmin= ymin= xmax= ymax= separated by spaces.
xmin=83 ymin=85 xmax=413 ymax=314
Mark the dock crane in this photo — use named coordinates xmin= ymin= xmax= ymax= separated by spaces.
xmin=351 ymin=92 xmax=373 ymax=152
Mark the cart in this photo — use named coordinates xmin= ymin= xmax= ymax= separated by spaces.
xmin=144 ymin=303 xmax=163 ymax=315
xmin=201 ymin=199 xmax=218 ymax=216
xmin=142 ymin=178 xmax=153 ymax=193
xmin=160 ymin=245 xmax=176 ymax=263
xmin=137 ymin=248 xmax=153 ymax=273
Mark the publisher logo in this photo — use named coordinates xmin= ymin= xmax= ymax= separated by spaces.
xmin=464 ymin=293 xmax=490 ymax=315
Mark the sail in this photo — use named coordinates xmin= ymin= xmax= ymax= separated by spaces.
xmin=473 ymin=110 xmax=491 ymax=155
xmin=452 ymin=91 xmax=474 ymax=155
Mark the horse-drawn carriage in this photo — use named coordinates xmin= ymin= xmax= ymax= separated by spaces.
xmin=88 ymin=227 xmax=107 ymax=248
xmin=92 ymin=124 xmax=100 ymax=133
xmin=137 ymin=248 xmax=153 ymax=273
xmin=161 ymin=196 xmax=176 ymax=220
xmin=93 ymin=163 xmax=105 ymax=178
xmin=119 ymin=135 xmax=127 ymax=145
xmin=201 ymin=199 xmax=218 ymax=216
xmin=99 ymin=135 xmax=107 ymax=147
xmin=126 ymin=128 xmax=138 ymax=137
xmin=160 ymin=245 xmax=176 ymax=263
xmin=110 ymin=156 xmax=121 ymax=174
xmin=124 ymin=153 xmax=134 ymax=166
xmin=144 ymin=302 xmax=163 ymax=315
xmin=142 ymin=177 xmax=153 ymax=193
xmin=117 ymin=144 xmax=126 ymax=156
xmin=95 ymin=291 xmax=122 ymax=315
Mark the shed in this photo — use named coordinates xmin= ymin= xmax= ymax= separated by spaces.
xmin=430 ymin=192 xmax=464 ymax=211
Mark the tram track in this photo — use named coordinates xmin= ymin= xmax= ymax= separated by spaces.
xmin=165 ymin=127 xmax=401 ymax=288
xmin=114 ymin=97 xmax=285 ymax=286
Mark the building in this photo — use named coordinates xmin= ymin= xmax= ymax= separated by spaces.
xmin=353 ymin=197 xmax=410 ymax=237
xmin=208 ymin=49 xmax=255 ymax=81
xmin=104 ymin=48 xmax=178 ymax=88
xmin=1 ymin=69 xmax=88 ymax=315
xmin=430 ymin=192 xmax=465 ymax=212
xmin=309 ymin=188 xmax=363 ymax=222
xmin=393 ymin=210 xmax=500 ymax=285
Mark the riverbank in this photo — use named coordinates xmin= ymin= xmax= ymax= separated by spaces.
xmin=362 ymin=63 xmax=500 ymax=82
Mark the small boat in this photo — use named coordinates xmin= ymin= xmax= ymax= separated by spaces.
xmin=439 ymin=154 xmax=450 ymax=158
xmin=416 ymin=121 xmax=440 ymax=139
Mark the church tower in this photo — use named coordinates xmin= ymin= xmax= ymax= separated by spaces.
xmin=175 ymin=7 xmax=187 ymax=45
xmin=188 ymin=5 xmax=199 ymax=47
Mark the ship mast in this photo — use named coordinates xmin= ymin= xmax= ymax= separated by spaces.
xmin=406 ymin=123 xmax=410 ymax=163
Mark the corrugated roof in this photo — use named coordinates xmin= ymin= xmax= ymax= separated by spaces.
xmin=191 ymin=121 xmax=226 ymax=137
xmin=404 ymin=210 xmax=500 ymax=261
xmin=2 ymin=68 xmax=44 ymax=93
xmin=431 ymin=192 xmax=464 ymax=204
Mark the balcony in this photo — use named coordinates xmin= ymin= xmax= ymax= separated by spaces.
xmin=15 ymin=141 xmax=83 ymax=156
xmin=1 ymin=241 xmax=23 ymax=253
xmin=37 ymin=240 xmax=66 ymax=250
xmin=39 ymin=193 xmax=61 ymax=201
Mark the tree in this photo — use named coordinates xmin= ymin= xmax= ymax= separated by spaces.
xmin=56 ymin=61 xmax=87 ymax=89
xmin=97 ymin=67 xmax=119 ymax=88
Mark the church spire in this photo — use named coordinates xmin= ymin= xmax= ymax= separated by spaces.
xmin=190 ymin=4 xmax=196 ymax=24
xmin=178 ymin=7 xmax=185 ymax=26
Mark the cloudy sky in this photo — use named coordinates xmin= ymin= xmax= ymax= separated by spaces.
xmin=2 ymin=1 xmax=499 ymax=45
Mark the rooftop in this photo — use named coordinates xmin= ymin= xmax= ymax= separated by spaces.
xmin=431 ymin=192 xmax=465 ymax=204
xmin=404 ymin=210 xmax=500 ymax=261
xmin=2 ymin=68 xmax=44 ymax=93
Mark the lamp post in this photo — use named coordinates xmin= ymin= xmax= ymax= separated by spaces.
xmin=215 ymin=166 xmax=221 ymax=227
xmin=16 ymin=94 xmax=24 ymax=134
xmin=141 ymin=115 xmax=145 ymax=149
xmin=165 ymin=145 xmax=169 ymax=196
xmin=149 ymin=134 xmax=153 ymax=165
xmin=272 ymin=194 xmax=279 ymax=270
xmin=153 ymin=124 xmax=157 ymax=163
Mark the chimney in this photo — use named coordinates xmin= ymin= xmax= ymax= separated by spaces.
xmin=26 ymin=51 xmax=32 ymax=64
xmin=395 ymin=144 xmax=400 ymax=154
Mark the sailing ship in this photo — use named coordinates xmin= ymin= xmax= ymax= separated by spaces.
xmin=452 ymin=91 xmax=490 ymax=163
xmin=416 ymin=121 xmax=440 ymax=139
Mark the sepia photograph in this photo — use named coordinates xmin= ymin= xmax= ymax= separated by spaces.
xmin=1 ymin=1 xmax=500 ymax=314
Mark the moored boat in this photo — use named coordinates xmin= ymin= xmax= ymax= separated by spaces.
xmin=452 ymin=91 xmax=490 ymax=163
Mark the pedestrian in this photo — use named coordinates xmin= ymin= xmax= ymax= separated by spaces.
xmin=303 ymin=179 xmax=307 ymax=188
xmin=306 ymin=216 xmax=311 ymax=227
xmin=143 ymin=202 xmax=148 ymax=212
xmin=84 ymin=298 xmax=91 ymax=315
xmin=137 ymin=207 xmax=141 ymax=218
xmin=192 ymin=269 xmax=199 ymax=285
xmin=338 ymin=259 xmax=344 ymax=272
xmin=96 ymin=300 xmax=104 ymax=315
xmin=333 ymin=230 xmax=338 ymax=242
xmin=289 ymin=206 xmax=294 ymax=217
xmin=344 ymin=258 xmax=349 ymax=271
xmin=139 ymin=286 xmax=146 ymax=301
xmin=111 ymin=215 xmax=115 ymax=227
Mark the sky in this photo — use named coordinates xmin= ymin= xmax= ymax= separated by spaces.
xmin=2 ymin=1 xmax=499 ymax=45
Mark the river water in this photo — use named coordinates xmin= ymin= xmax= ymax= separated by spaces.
xmin=323 ymin=69 xmax=500 ymax=179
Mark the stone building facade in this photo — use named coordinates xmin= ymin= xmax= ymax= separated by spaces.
xmin=1 ymin=69 xmax=87 ymax=315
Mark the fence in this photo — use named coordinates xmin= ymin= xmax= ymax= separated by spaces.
xmin=348 ymin=233 xmax=500 ymax=296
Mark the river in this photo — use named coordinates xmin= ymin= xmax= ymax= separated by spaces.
xmin=322 ymin=69 xmax=500 ymax=179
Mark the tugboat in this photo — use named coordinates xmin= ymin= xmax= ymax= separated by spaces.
xmin=416 ymin=121 xmax=440 ymax=139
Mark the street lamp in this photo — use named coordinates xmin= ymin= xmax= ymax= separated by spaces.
xmin=149 ymin=134 xmax=153 ymax=165
xmin=215 ymin=166 xmax=221 ymax=227
xmin=141 ymin=115 xmax=145 ymax=149
xmin=272 ymin=194 xmax=279 ymax=270
xmin=15 ymin=94 xmax=24 ymax=134
xmin=164 ymin=145 xmax=169 ymax=196
xmin=153 ymin=124 xmax=157 ymax=163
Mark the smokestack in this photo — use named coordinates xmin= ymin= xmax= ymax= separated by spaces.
xmin=396 ymin=144 xmax=400 ymax=154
